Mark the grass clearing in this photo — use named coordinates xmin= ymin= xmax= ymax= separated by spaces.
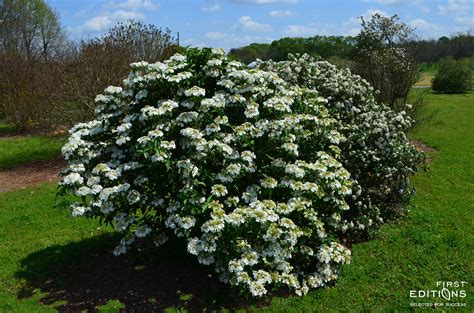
xmin=0 ymin=92 xmax=472 ymax=312
xmin=415 ymin=64 xmax=438 ymax=88
xmin=0 ymin=135 xmax=64 ymax=170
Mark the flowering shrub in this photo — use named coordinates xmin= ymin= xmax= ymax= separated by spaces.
xmin=258 ymin=54 xmax=424 ymax=236
xmin=60 ymin=48 xmax=421 ymax=297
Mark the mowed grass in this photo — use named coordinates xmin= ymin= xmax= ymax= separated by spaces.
xmin=0 ymin=92 xmax=472 ymax=312
xmin=0 ymin=135 xmax=64 ymax=170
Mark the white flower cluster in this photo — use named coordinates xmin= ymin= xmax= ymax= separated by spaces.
xmin=61 ymin=48 xmax=421 ymax=298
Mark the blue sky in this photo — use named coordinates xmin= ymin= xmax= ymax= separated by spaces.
xmin=52 ymin=0 xmax=474 ymax=50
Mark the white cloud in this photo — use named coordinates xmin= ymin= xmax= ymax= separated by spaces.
xmin=439 ymin=0 xmax=472 ymax=14
xmin=408 ymin=19 xmax=441 ymax=31
xmin=269 ymin=10 xmax=293 ymax=18
xmin=73 ymin=0 xmax=156 ymax=35
xmin=454 ymin=16 xmax=474 ymax=26
xmin=238 ymin=16 xmax=272 ymax=32
xmin=74 ymin=9 xmax=87 ymax=18
xmin=348 ymin=28 xmax=360 ymax=36
xmin=346 ymin=9 xmax=389 ymax=27
xmin=283 ymin=23 xmax=332 ymax=37
xmin=230 ymin=0 xmax=297 ymax=4
xmin=201 ymin=32 xmax=274 ymax=50
xmin=80 ymin=16 xmax=112 ymax=33
xmin=205 ymin=32 xmax=228 ymax=40
xmin=75 ymin=10 xmax=144 ymax=33
xmin=202 ymin=0 xmax=221 ymax=11
xmin=198 ymin=30 xmax=275 ymax=50
xmin=364 ymin=9 xmax=390 ymax=18
xmin=112 ymin=9 xmax=144 ymax=20
xmin=362 ymin=0 xmax=429 ymax=13
xmin=362 ymin=0 xmax=421 ymax=5
xmin=284 ymin=25 xmax=318 ymax=36
xmin=342 ymin=9 xmax=389 ymax=36
xmin=182 ymin=38 xmax=208 ymax=48
xmin=109 ymin=0 xmax=159 ymax=10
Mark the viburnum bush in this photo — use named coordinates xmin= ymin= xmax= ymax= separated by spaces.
xmin=257 ymin=54 xmax=424 ymax=238
xmin=60 ymin=48 xmax=422 ymax=297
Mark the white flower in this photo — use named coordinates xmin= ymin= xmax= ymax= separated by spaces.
xmin=202 ymin=219 xmax=225 ymax=233
xmin=282 ymin=142 xmax=299 ymax=156
xmin=180 ymin=127 xmax=203 ymax=139
xmin=260 ymin=176 xmax=277 ymax=189
xmin=63 ymin=173 xmax=84 ymax=185
xmin=249 ymin=281 xmax=267 ymax=297
xmin=71 ymin=203 xmax=89 ymax=217
xmin=127 ymin=190 xmax=141 ymax=204
xmin=104 ymin=86 xmax=122 ymax=94
xmin=211 ymin=184 xmax=228 ymax=197
xmin=75 ymin=186 xmax=91 ymax=196
xmin=135 ymin=225 xmax=152 ymax=238
xmin=184 ymin=86 xmax=206 ymax=97
xmin=135 ymin=89 xmax=148 ymax=100
xmin=187 ymin=238 xmax=201 ymax=255
xmin=180 ymin=216 xmax=196 ymax=229
xmin=244 ymin=101 xmax=259 ymax=118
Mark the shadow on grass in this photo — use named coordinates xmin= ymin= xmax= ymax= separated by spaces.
xmin=15 ymin=234 xmax=256 ymax=312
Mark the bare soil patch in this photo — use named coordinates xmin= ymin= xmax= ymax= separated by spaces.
xmin=0 ymin=157 xmax=66 ymax=193
xmin=410 ymin=139 xmax=437 ymax=163
xmin=410 ymin=139 xmax=437 ymax=153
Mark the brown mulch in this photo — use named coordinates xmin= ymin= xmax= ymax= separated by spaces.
xmin=16 ymin=237 xmax=261 ymax=312
xmin=0 ymin=157 xmax=66 ymax=193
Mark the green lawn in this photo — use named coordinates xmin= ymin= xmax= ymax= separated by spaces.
xmin=0 ymin=135 xmax=64 ymax=170
xmin=0 ymin=92 xmax=472 ymax=312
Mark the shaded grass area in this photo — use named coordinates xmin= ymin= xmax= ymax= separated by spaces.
xmin=0 ymin=121 xmax=15 ymax=136
xmin=0 ymin=135 xmax=64 ymax=170
xmin=0 ymin=92 xmax=472 ymax=312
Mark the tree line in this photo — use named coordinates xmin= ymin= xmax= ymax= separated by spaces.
xmin=229 ymin=31 xmax=474 ymax=66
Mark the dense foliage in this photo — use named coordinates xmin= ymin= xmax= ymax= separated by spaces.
xmin=418 ymin=33 xmax=474 ymax=66
xmin=432 ymin=58 xmax=472 ymax=94
xmin=60 ymin=48 xmax=423 ymax=297
xmin=229 ymin=36 xmax=356 ymax=64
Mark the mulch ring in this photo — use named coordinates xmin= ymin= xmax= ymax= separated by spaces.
xmin=410 ymin=139 xmax=437 ymax=163
xmin=0 ymin=157 xmax=66 ymax=193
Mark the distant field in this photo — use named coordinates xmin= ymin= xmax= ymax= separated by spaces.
xmin=415 ymin=63 xmax=438 ymax=88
